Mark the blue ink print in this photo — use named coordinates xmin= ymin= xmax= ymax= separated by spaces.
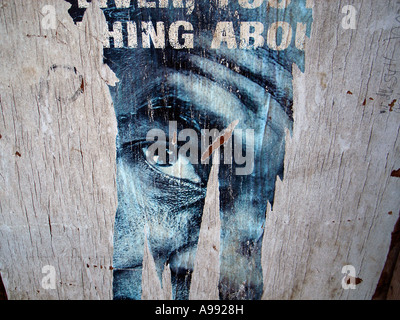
xmin=65 ymin=0 xmax=312 ymax=300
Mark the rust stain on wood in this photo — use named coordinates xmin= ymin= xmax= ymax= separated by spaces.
xmin=80 ymin=78 xmax=85 ymax=93
xmin=171 ymin=131 xmax=177 ymax=145
xmin=389 ymin=99 xmax=397 ymax=112
xmin=318 ymin=72 xmax=327 ymax=89
xmin=391 ymin=169 xmax=400 ymax=178
xmin=201 ymin=119 xmax=239 ymax=162
xmin=345 ymin=276 xmax=363 ymax=285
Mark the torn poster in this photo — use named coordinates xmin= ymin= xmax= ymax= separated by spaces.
xmin=65 ymin=0 xmax=313 ymax=300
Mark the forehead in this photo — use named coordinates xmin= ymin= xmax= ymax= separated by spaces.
xmin=102 ymin=1 xmax=312 ymax=117
xmin=107 ymin=45 xmax=292 ymax=118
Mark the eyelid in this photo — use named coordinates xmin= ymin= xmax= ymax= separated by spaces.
xmin=121 ymin=139 xmax=204 ymax=186
xmin=143 ymin=145 xmax=202 ymax=184
xmin=120 ymin=139 xmax=150 ymax=151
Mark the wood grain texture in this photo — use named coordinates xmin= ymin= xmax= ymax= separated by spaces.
xmin=189 ymin=152 xmax=221 ymax=300
xmin=141 ymin=237 xmax=173 ymax=300
xmin=261 ymin=0 xmax=400 ymax=300
xmin=0 ymin=0 xmax=399 ymax=300
xmin=0 ymin=0 xmax=117 ymax=300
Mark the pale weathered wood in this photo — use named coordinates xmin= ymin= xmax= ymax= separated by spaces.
xmin=0 ymin=0 xmax=117 ymax=300
xmin=0 ymin=0 xmax=399 ymax=300
xmin=261 ymin=0 xmax=400 ymax=300
xmin=141 ymin=236 xmax=173 ymax=300
xmin=189 ymin=151 xmax=221 ymax=300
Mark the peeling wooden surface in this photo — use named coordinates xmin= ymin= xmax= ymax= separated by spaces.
xmin=0 ymin=273 xmax=7 ymax=300
xmin=0 ymin=0 xmax=399 ymax=300
xmin=189 ymin=151 xmax=221 ymax=300
xmin=261 ymin=0 xmax=400 ymax=300
xmin=0 ymin=0 xmax=117 ymax=300
xmin=387 ymin=251 xmax=400 ymax=299
xmin=141 ymin=237 xmax=172 ymax=300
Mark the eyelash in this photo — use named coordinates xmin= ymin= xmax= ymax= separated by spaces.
xmin=142 ymin=142 xmax=202 ymax=184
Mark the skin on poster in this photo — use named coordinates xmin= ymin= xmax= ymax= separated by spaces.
xmin=65 ymin=0 xmax=312 ymax=300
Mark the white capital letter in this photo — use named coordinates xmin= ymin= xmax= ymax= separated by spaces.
xmin=115 ymin=0 xmax=131 ymax=8
xmin=138 ymin=0 xmax=157 ymax=8
xmin=217 ymin=0 xmax=229 ymax=8
xmin=240 ymin=22 xmax=265 ymax=49
xmin=104 ymin=22 xmax=123 ymax=48
xmin=238 ymin=0 xmax=264 ymax=9
xmin=172 ymin=0 xmax=195 ymax=15
xmin=211 ymin=22 xmax=237 ymax=49
xmin=142 ymin=22 xmax=166 ymax=49
xmin=267 ymin=0 xmax=290 ymax=9
xmin=78 ymin=0 xmax=107 ymax=8
xmin=127 ymin=21 xmax=138 ymax=48
xmin=295 ymin=22 xmax=307 ymax=50
xmin=169 ymin=21 xmax=194 ymax=49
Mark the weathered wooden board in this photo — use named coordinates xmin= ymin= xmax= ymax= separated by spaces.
xmin=261 ymin=0 xmax=400 ymax=299
xmin=0 ymin=0 xmax=399 ymax=300
xmin=0 ymin=0 xmax=117 ymax=299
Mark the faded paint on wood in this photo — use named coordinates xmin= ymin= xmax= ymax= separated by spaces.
xmin=0 ymin=0 xmax=399 ymax=300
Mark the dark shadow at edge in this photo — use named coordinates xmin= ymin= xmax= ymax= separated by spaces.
xmin=372 ymin=213 xmax=400 ymax=300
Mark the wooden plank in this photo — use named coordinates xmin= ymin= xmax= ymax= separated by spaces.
xmin=0 ymin=0 xmax=117 ymax=300
xmin=0 ymin=0 xmax=399 ymax=300
xmin=261 ymin=0 xmax=400 ymax=300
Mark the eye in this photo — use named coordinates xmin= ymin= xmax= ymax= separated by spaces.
xmin=142 ymin=144 xmax=201 ymax=184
